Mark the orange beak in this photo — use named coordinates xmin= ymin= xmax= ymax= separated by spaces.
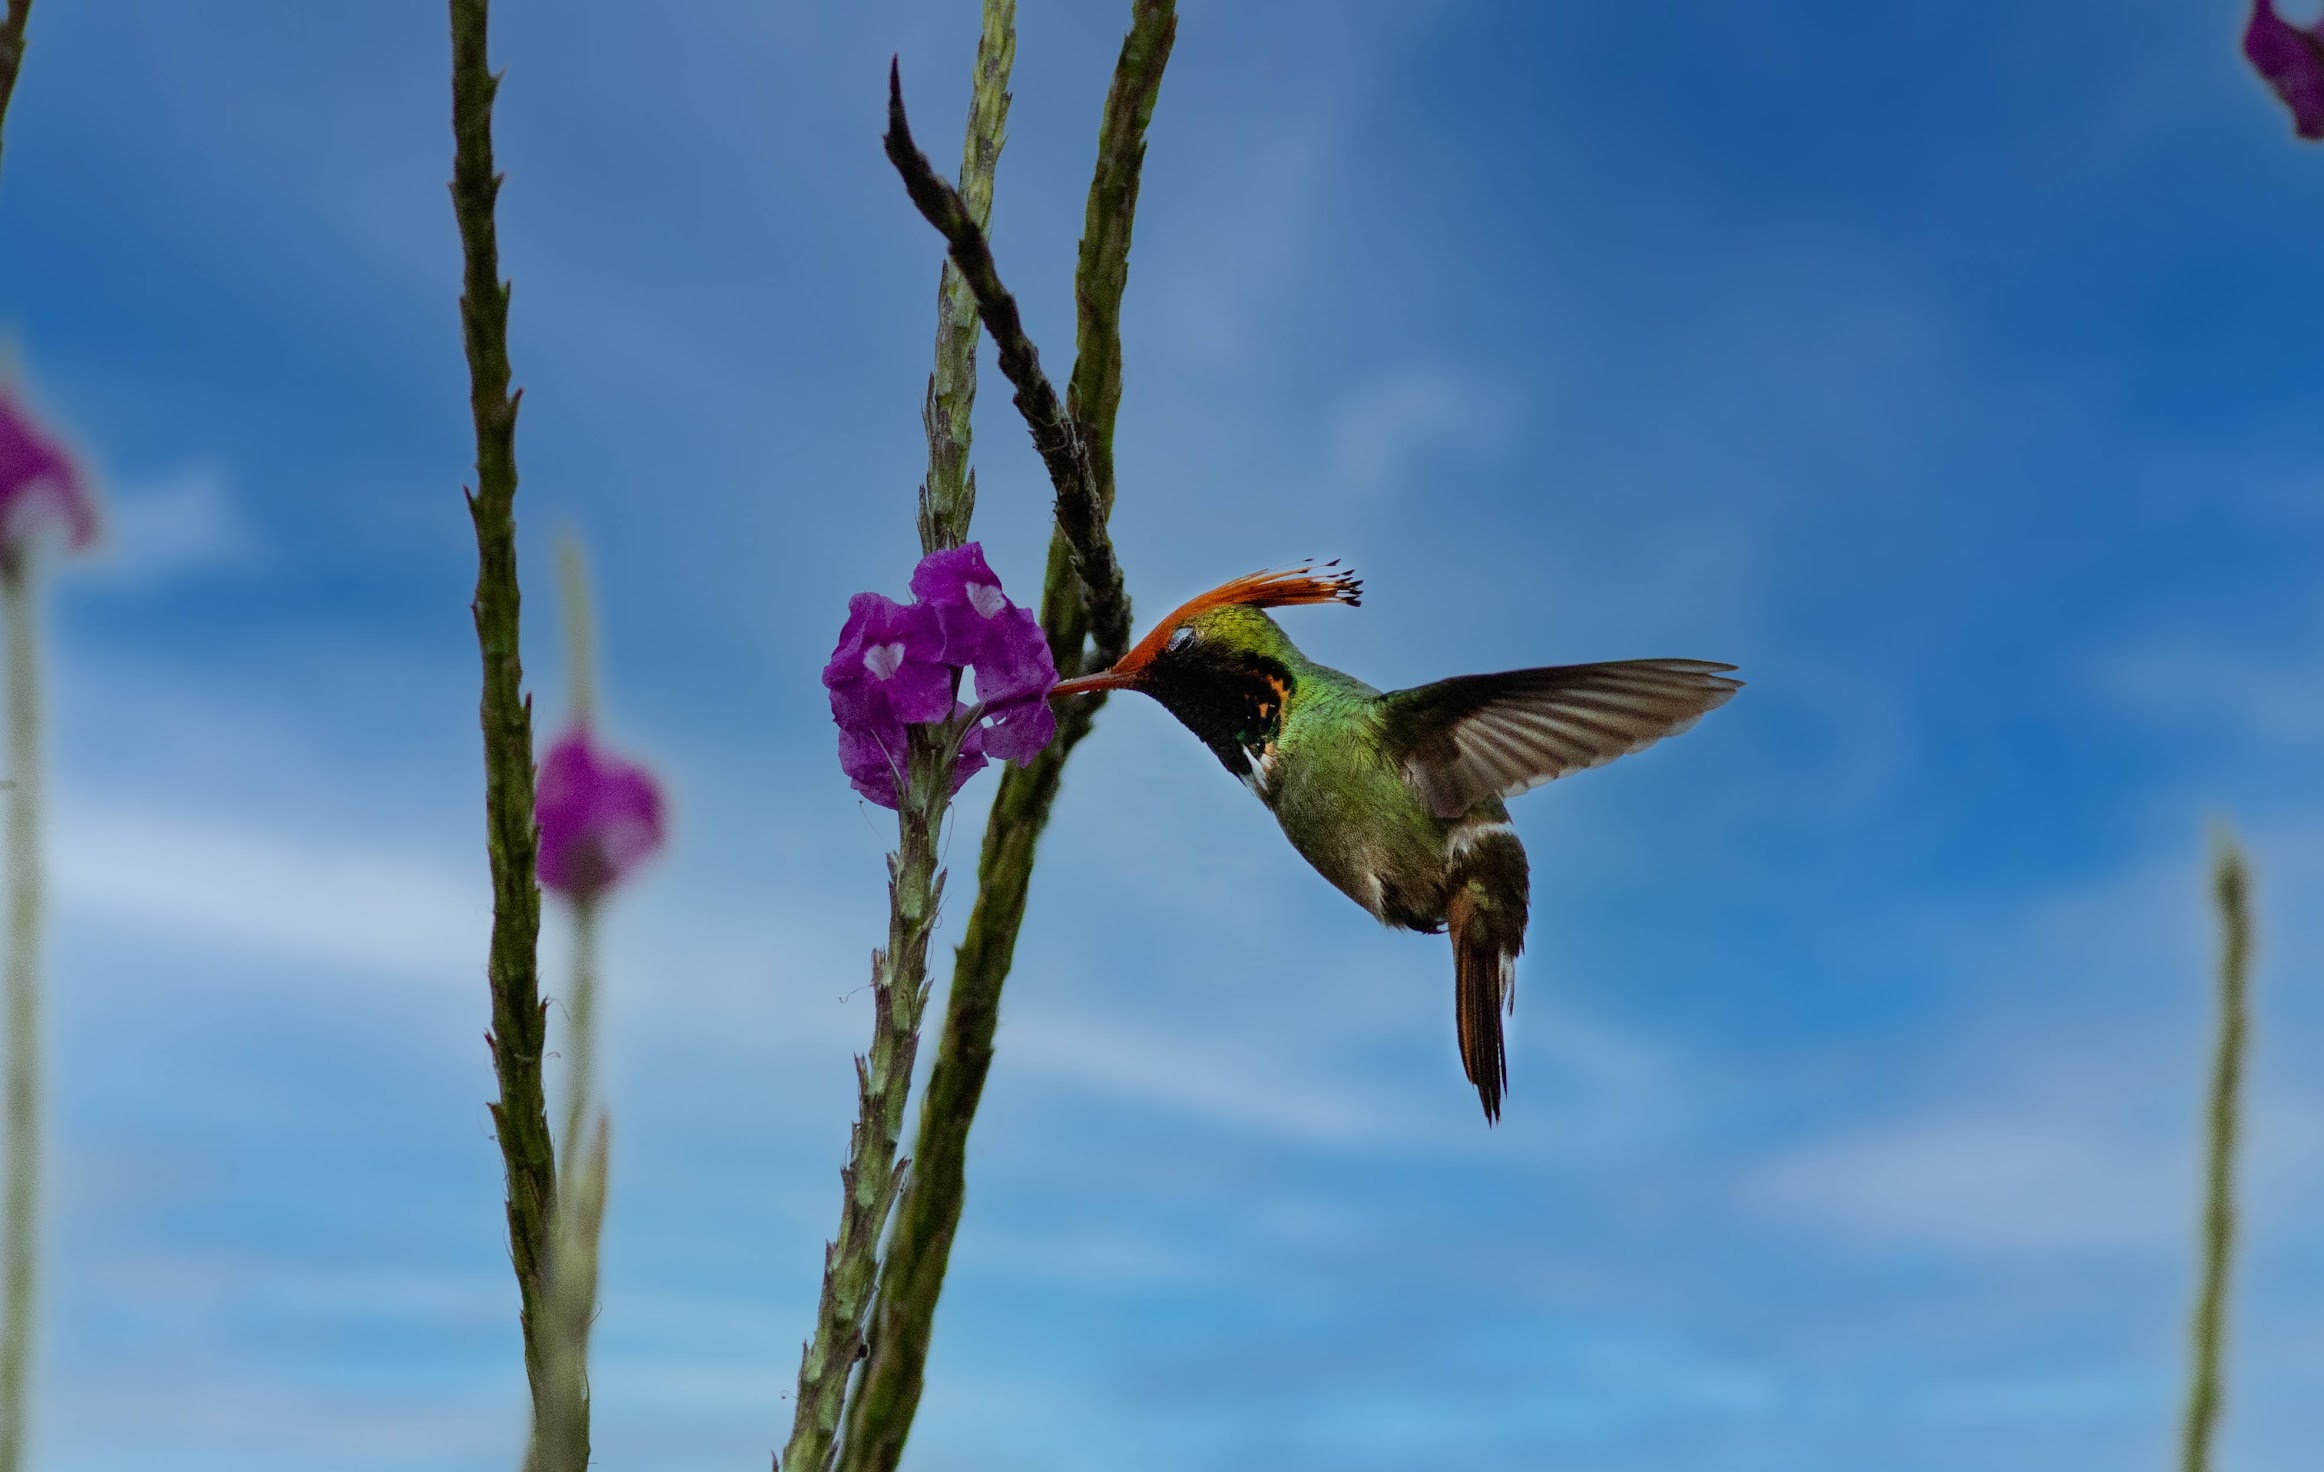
xmin=1049 ymin=668 xmax=1137 ymax=698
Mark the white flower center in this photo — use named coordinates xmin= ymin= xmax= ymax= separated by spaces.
xmin=965 ymin=581 xmax=1006 ymax=618
xmin=863 ymin=642 xmax=907 ymax=680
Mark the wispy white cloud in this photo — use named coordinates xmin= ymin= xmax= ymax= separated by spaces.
xmin=1003 ymin=1008 xmax=1391 ymax=1147
xmin=51 ymin=798 xmax=485 ymax=987
xmin=1739 ymin=818 xmax=2324 ymax=1258
xmin=2107 ymin=631 xmax=2324 ymax=751
xmin=82 ymin=464 xmax=262 ymax=588
xmin=1745 ymin=1093 xmax=2324 ymax=1256
xmin=1746 ymin=1109 xmax=2188 ymax=1253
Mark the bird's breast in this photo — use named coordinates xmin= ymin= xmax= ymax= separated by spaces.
xmin=1271 ymin=730 xmax=1472 ymax=933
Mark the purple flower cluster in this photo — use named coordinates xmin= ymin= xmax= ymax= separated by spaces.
xmin=2248 ymin=0 xmax=2324 ymax=140
xmin=0 ymin=387 xmax=97 ymax=557
xmin=537 ymin=725 xmax=667 ymax=900
xmin=822 ymin=543 xmax=1058 ymax=809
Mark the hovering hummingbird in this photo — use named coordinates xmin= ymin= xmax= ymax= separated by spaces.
xmin=1050 ymin=566 xmax=1740 ymax=1122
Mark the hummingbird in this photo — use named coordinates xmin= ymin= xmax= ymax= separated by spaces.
xmin=1049 ymin=566 xmax=1740 ymax=1122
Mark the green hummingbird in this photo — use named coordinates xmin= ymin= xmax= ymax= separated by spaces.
xmin=1050 ymin=565 xmax=1740 ymax=1122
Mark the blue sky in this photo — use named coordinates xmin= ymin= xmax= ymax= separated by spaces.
xmin=1 ymin=0 xmax=2320 ymax=1467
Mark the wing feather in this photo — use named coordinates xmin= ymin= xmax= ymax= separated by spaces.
xmin=1383 ymin=658 xmax=1742 ymax=819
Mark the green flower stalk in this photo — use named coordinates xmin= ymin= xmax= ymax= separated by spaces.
xmin=841 ymin=10 xmax=1172 ymax=1468
xmin=445 ymin=4 xmax=573 ymax=1467
xmin=0 ymin=380 xmax=94 ymax=1472
xmin=531 ymin=535 xmax=668 ymax=1472
xmin=778 ymin=10 xmax=1021 ymax=1471
xmin=796 ymin=555 xmax=1063 ymax=1472
xmin=2179 ymin=832 xmax=2254 ymax=1472
xmin=916 ymin=0 xmax=1013 ymax=556
xmin=0 ymin=561 xmax=35 ymax=1472
xmin=780 ymin=726 xmax=955 ymax=1472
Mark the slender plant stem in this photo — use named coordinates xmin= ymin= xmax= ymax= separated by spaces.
xmin=785 ymin=13 xmax=1019 ymax=1469
xmin=556 ymin=534 xmax=597 ymax=730
xmin=782 ymin=730 xmax=956 ymax=1472
xmin=2179 ymin=833 xmax=2252 ymax=1472
xmin=447 ymin=5 xmax=575 ymax=1468
xmin=1067 ymin=0 xmax=1174 ymax=528
xmin=884 ymin=63 xmax=1135 ymax=660
xmin=542 ymin=536 xmax=611 ymax=1472
xmin=0 ymin=26 xmax=48 ymax=1464
xmin=535 ymin=908 xmax=602 ymax=1472
xmin=840 ymin=11 xmax=1172 ymax=1469
xmin=559 ymin=901 xmax=600 ymax=1201
xmin=918 ymin=0 xmax=1015 ymax=555
xmin=0 ymin=2 xmax=34 ymax=187
xmin=553 ymin=533 xmax=602 ymax=1201
xmin=0 ymin=559 xmax=42 ymax=1472
xmin=537 ymin=1110 xmax=607 ymax=1472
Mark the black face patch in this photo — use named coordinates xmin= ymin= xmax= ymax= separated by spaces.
xmin=1141 ymin=640 xmax=1293 ymax=782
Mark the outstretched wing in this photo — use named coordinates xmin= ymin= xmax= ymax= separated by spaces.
xmin=1381 ymin=659 xmax=1741 ymax=820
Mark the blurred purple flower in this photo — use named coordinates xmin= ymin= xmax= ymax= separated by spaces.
xmin=2247 ymin=0 xmax=2324 ymax=140
xmin=0 ymin=388 xmax=97 ymax=555
xmin=537 ymin=726 xmax=667 ymax=900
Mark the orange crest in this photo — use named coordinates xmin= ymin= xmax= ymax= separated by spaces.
xmin=1109 ymin=562 xmax=1363 ymax=679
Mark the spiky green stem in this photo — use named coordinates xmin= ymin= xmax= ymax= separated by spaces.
xmin=2179 ymin=833 xmax=2252 ymax=1472
xmin=782 ymin=728 xmax=957 ymax=1472
xmin=1065 ymin=0 xmax=1174 ymax=529
xmin=839 ymin=10 xmax=1171 ymax=1470
xmin=883 ymin=60 xmax=1136 ymax=661
xmin=917 ymin=0 xmax=1015 ymax=555
xmin=447 ymin=5 xmax=574 ymax=1468
xmin=781 ymin=12 xmax=1018 ymax=1471
xmin=0 ymin=557 xmax=42 ymax=1472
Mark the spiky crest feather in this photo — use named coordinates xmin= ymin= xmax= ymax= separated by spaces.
xmin=1108 ymin=563 xmax=1362 ymax=679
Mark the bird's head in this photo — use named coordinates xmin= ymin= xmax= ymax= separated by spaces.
xmin=1049 ymin=564 xmax=1363 ymax=700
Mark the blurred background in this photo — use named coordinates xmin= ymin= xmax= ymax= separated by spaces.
xmin=0 ymin=0 xmax=2318 ymax=1468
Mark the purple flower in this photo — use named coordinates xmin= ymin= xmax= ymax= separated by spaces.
xmin=908 ymin=542 xmax=1058 ymax=762
xmin=2248 ymin=0 xmax=2324 ymax=141
xmin=967 ymin=616 xmax=1058 ymax=762
xmin=537 ymin=726 xmax=667 ymax=900
xmin=837 ymin=702 xmax=990 ymax=809
xmin=835 ymin=717 xmax=909 ymax=808
xmin=823 ymin=592 xmax=953 ymax=730
xmin=0 ymin=388 xmax=96 ymax=555
xmin=826 ymin=547 xmax=1060 ymax=808
xmin=911 ymin=543 xmax=1014 ymax=664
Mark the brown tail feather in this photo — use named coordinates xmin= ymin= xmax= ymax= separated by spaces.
xmin=1450 ymin=905 xmax=1507 ymax=1121
xmin=1447 ymin=889 xmax=1522 ymax=1123
xmin=1446 ymin=828 xmax=1529 ymax=1124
